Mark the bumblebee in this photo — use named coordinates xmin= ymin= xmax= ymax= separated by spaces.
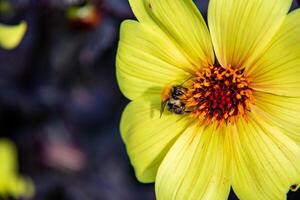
xmin=161 ymin=85 xmax=189 ymax=116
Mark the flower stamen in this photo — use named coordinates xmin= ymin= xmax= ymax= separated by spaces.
xmin=186 ymin=65 xmax=254 ymax=125
xmin=162 ymin=65 xmax=254 ymax=126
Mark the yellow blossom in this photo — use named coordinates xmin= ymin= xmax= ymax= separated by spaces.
xmin=116 ymin=0 xmax=300 ymax=199
xmin=0 ymin=139 xmax=34 ymax=198
xmin=0 ymin=21 xmax=27 ymax=49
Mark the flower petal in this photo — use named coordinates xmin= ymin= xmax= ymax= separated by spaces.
xmin=120 ymin=95 xmax=190 ymax=183
xmin=232 ymin=115 xmax=300 ymax=200
xmin=116 ymin=20 xmax=191 ymax=100
xmin=247 ymin=9 xmax=300 ymax=97
xmin=128 ymin=0 xmax=214 ymax=67
xmin=253 ymin=91 xmax=300 ymax=146
xmin=0 ymin=21 xmax=27 ymax=49
xmin=155 ymin=123 xmax=231 ymax=200
xmin=208 ymin=0 xmax=292 ymax=68
xmin=0 ymin=139 xmax=35 ymax=198
xmin=0 ymin=139 xmax=18 ymax=175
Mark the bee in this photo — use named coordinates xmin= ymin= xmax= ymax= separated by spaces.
xmin=160 ymin=85 xmax=189 ymax=117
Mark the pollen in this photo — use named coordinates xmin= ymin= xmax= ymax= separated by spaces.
xmin=184 ymin=65 xmax=254 ymax=126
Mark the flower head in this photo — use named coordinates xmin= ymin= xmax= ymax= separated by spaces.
xmin=0 ymin=139 xmax=34 ymax=198
xmin=0 ymin=21 xmax=27 ymax=49
xmin=116 ymin=0 xmax=300 ymax=199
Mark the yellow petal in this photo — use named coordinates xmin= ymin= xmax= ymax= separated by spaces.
xmin=120 ymin=95 xmax=190 ymax=183
xmin=128 ymin=0 xmax=214 ymax=67
xmin=0 ymin=21 xmax=27 ymax=49
xmin=0 ymin=139 xmax=18 ymax=175
xmin=0 ymin=139 xmax=35 ymax=198
xmin=247 ymin=9 xmax=300 ymax=97
xmin=0 ymin=176 xmax=35 ymax=198
xmin=117 ymin=20 xmax=191 ymax=100
xmin=208 ymin=0 xmax=292 ymax=68
xmin=253 ymin=91 xmax=300 ymax=146
xmin=155 ymin=122 xmax=231 ymax=200
xmin=231 ymin=115 xmax=300 ymax=200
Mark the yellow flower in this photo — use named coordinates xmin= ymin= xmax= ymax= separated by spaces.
xmin=0 ymin=139 xmax=34 ymax=198
xmin=116 ymin=0 xmax=300 ymax=199
xmin=0 ymin=21 xmax=27 ymax=49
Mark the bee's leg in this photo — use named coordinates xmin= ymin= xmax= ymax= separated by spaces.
xmin=185 ymin=106 xmax=197 ymax=113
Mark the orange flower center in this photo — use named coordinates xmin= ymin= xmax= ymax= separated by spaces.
xmin=163 ymin=65 xmax=254 ymax=126
xmin=185 ymin=65 xmax=254 ymax=125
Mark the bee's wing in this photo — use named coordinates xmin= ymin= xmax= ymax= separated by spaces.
xmin=180 ymin=76 xmax=194 ymax=86
xmin=160 ymin=101 xmax=167 ymax=118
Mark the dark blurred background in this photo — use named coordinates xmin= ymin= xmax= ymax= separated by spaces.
xmin=0 ymin=0 xmax=300 ymax=199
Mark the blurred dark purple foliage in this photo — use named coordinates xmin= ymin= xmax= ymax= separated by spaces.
xmin=0 ymin=0 xmax=300 ymax=200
